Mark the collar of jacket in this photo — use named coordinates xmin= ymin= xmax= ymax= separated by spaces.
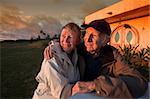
xmin=101 ymin=60 xmax=116 ymax=68
xmin=51 ymin=41 xmax=78 ymax=67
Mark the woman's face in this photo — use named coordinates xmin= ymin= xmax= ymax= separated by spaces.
xmin=84 ymin=27 xmax=106 ymax=54
xmin=60 ymin=28 xmax=79 ymax=53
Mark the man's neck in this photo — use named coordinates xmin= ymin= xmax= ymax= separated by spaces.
xmin=91 ymin=44 xmax=108 ymax=58
xmin=92 ymin=51 xmax=100 ymax=58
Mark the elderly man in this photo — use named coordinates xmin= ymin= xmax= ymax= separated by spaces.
xmin=72 ymin=19 xmax=148 ymax=98
xmin=33 ymin=23 xmax=81 ymax=99
xmin=44 ymin=20 xmax=148 ymax=98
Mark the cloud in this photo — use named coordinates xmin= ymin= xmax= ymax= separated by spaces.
xmin=80 ymin=0 xmax=120 ymax=16
xmin=30 ymin=15 xmax=62 ymax=36
xmin=48 ymin=0 xmax=64 ymax=4
xmin=0 ymin=5 xmax=28 ymax=29
xmin=0 ymin=5 xmax=62 ymax=40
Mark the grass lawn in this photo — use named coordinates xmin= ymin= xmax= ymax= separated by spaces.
xmin=1 ymin=40 xmax=49 ymax=98
xmin=1 ymin=40 xmax=149 ymax=98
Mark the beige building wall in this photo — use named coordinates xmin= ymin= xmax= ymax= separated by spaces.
xmin=84 ymin=0 xmax=150 ymax=49
xmin=110 ymin=16 xmax=150 ymax=49
xmin=85 ymin=0 xmax=149 ymax=24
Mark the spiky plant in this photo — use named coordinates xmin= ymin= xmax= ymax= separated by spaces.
xmin=119 ymin=44 xmax=149 ymax=81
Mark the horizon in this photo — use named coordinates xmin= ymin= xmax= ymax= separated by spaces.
xmin=0 ymin=0 xmax=120 ymax=41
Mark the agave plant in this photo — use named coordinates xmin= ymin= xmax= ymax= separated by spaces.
xmin=119 ymin=44 xmax=139 ymax=65
xmin=135 ymin=46 xmax=150 ymax=66
xmin=119 ymin=44 xmax=149 ymax=81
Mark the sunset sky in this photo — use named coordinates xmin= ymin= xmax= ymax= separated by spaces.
xmin=0 ymin=0 xmax=120 ymax=40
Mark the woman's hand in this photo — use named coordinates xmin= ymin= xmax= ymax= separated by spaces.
xmin=43 ymin=43 xmax=53 ymax=60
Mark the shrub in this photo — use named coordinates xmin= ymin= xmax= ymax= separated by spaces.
xmin=119 ymin=44 xmax=150 ymax=81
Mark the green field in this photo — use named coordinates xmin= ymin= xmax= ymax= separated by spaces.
xmin=1 ymin=40 xmax=49 ymax=98
xmin=1 ymin=40 xmax=149 ymax=99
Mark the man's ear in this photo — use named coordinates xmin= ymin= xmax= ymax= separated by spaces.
xmin=102 ymin=34 xmax=110 ymax=46
xmin=105 ymin=35 xmax=110 ymax=43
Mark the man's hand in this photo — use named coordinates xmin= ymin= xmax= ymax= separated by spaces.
xmin=71 ymin=81 xmax=95 ymax=96
xmin=43 ymin=43 xmax=53 ymax=60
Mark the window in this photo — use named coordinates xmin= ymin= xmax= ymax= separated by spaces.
xmin=126 ymin=31 xmax=132 ymax=43
xmin=115 ymin=32 xmax=120 ymax=43
xmin=111 ymin=24 xmax=139 ymax=48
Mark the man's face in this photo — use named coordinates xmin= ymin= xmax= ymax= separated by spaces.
xmin=84 ymin=27 xmax=106 ymax=54
xmin=60 ymin=28 xmax=79 ymax=53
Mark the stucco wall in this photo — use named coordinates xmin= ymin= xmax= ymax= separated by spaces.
xmin=110 ymin=16 xmax=150 ymax=49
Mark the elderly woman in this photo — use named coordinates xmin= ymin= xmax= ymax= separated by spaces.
xmin=33 ymin=23 xmax=81 ymax=99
